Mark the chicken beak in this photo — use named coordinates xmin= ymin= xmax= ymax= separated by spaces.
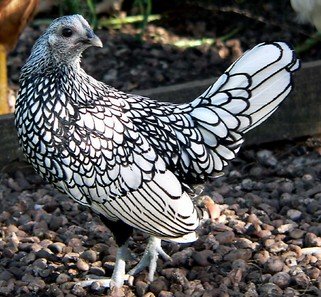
xmin=89 ymin=34 xmax=103 ymax=48
xmin=84 ymin=29 xmax=103 ymax=48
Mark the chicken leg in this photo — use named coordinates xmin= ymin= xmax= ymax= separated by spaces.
xmin=78 ymin=236 xmax=170 ymax=289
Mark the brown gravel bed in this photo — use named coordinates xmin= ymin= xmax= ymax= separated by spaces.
xmin=1 ymin=142 xmax=321 ymax=296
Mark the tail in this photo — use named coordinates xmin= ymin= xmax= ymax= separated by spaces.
xmin=179 ymin=42 xmax=300 ymax=178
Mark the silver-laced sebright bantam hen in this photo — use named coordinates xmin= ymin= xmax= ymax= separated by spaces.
xmin=15 ymin=15 xmax=300 ymax=289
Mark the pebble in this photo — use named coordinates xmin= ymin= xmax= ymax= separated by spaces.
xmin=269 ymin=272 xmax=291 ymax=288
xmin=257 ymin=150 xmax=277 ymax=167
xmin=88 ymin=267 xmax=105 ymax=276
xmin=71 ymin=284 xmax=87 ymax=297
xmin=135 ymin=280 xmax=148 ymax=297
xmin=56 ymin=273 xmax=71 ymax=284
xmin=258 ymin=283 xmax=283 ymax=297
xmin=305 ymin=233 xmax=321 ymax=247
xmin=265 ymin=257 xmax=284 ymax=273
xmin=223 ymin=249 xmax=252 ymax=262
xmin=80 ymin=250 xmax=97 ymax=263
xmin=76 ymin=258 xmax=90 ymax=271
xmin=158 ymin=291 xmax=174 ymax=297
xmin=192 ymin=250 xmax=213 ymax=266
xmin=149 ymin=277 xmax=169 ymax=296
xmin=287 ymin=209 xmax=302 ymax=221
xmin=292 ymin=269 xmax=310 ymax=287
xmin=215 ymin=231 xmax=235 ymax=244
xmin=48 ymin=242 xmax=66 ymax=254
xmin=171 ymin=247 xmax=194 ymax=266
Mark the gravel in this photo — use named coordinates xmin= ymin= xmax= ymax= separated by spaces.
xmin=1 ymin=142 xmax=321 ymax=296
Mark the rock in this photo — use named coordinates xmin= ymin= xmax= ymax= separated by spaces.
xmin=283 ymin=287 xmax=300 ymax=297
xmin=71 ymin=284 xmax=87 ymax=297
xmin=28 ymin=278 xmax=46 ymax=292
xmin=305 ymin=233 xmax=321 ymax=247
xmin=88 ymin=266 xmax=105 ymax=276
xmin=0 ymin=271 xmax=13 ymax=281
xmin=258 ymin=283 xmax=283 ymax=297
xmin=269 ymin=272 xmax=291 ymax=288
xmin=80 ymin=250 xmax=97 ymax=263
xmin=241 ymin=179 xmax=254 ymax=191
xmin=257 ymin=150 xmax=277 ymax=167
xmin=291 ymin=269 xmax=310 ymax=287
xmin=76 ymin=258 xmax=89 ymax=271
xmin=56 ymin=273 xmax=71 ymax=284
xmin=286 ymin=209 xmax=302 ymax=221
xmin=149 ymin=277 xmax=168 ymax=296
xmin=223 ymin=249 xmax=252 ymax=262
xmin=135 ymin=280 xmax=148 ymax=297
xmin=48 ymin=242 xmax=66 ymax=254
xmin=192 ymin=250 xmax=214 ymax=266
xmin=215 ymin=230 xmax=235 ymax=244
xmin=171 ymin=247 xmax=194 ymax=266
xmin=265 ymin=257 xmax=284 ymax=273
xmin=289 ymin=228 xmax=305 ymax=239
xmin=158 ymin=291 xmax=174 ymax=297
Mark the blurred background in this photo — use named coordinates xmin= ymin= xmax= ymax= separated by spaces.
xmin=2 ymin=0 xmax=321 ymax=113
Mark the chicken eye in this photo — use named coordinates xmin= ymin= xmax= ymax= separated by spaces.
xmin=62 ymin=28 xmax=73 ymax=37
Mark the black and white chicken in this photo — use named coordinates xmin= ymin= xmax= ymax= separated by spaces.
xmin=15 ymin=15 xmax=300 ymax=288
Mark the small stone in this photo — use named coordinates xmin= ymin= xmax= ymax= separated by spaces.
xmin=76 ymin=259 xmax=89 ymax=271
xmin=257 ymin=150 xmax=277 ymax=167
xmin=268 ymin=241 xmax=288 ymax=253
xmin=265 ymin=257 xmax=284 ymax=273
xmin=0 ymin=279 xmax=15 ymax=295
xmin=56 ymin=273 xmax=71 ymax=284
xmin=307 ymin=267 xmax=320 ymax=279
xmin=46 ymin=283 xmax=64 ymax=297
xmin=135 ymin=280 xmax=148 ymax=297
xmin=283 ymin=287 xmax=300 ymax=297
xmin=292 ymin=270 xmax=310 ymax=287
xmin=36 ymin=248 xmax=59 ymax=262
xmin=258 ymin=283 xmax=283 ymax=297
xmin=149 ymin=277 xmax=168 ymax=296
xmin=80 ymin=250 xmax=97 ymax=263
xmin=305 ymin=233 xmax=321 ymax=247
xmin=215 ymin=231 xmax=235 ymax=244
xmin=289 ymin=228 xmax=305 ymax=239
xmin=286 ymin=209 xmax=302 ymax=221
xmin=241 ymin=179 xmax=254 ymax=191
xmin=68 ymin=238 xmax=84 ymax=253
xmin=192 ymin=250 xmax=213 ymax=266
xmin=171 ymin=247 xmax=194 ymax=266
xmin=88 ymin=266 xmax=105 ymax=276
xmin=0 ymin=270 xmax=13 ymax=281
xmin=277 ymin=223 xmax=296 ymax=234
xmin=279 ymin=181 xmax=294 ymax=194
xmin=158 ymin=291 xmax=174 ymax=297
xmin=223 ymin=249 xmax=252 ymax=262
xmin=28 ymin=278 xmax=46 ymax=292
xmin=269 ymin=272 xmax=291 ymax=288
xmin=48 ymin=242 xmax=66 ymax=254
xmin=71 ymin=284 xmax=87 ymax=297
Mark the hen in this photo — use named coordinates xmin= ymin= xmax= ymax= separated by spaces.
xmin=15 ymin=15 xmax=300 ymax=288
